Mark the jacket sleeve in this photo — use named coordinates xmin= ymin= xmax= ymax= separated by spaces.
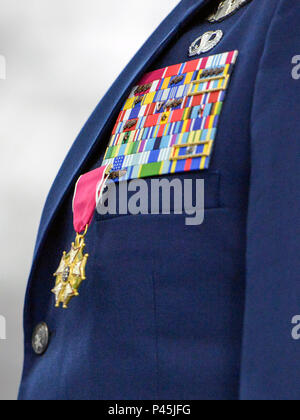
xmin=240 ymin=0 xmax=300 ymax=400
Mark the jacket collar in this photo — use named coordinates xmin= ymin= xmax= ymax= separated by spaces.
xmin=33 ymin=0 xmax=211 ymax=260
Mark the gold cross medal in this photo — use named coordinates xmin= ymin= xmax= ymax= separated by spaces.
xmin=52 ymin=165 xmax=111 ymax=309
xmin=52 ymin=227 xmax=89 ymax=309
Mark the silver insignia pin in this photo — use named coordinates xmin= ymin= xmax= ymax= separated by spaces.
xmin=189 ymin=30 xmax=223 ymax=57
xmin=207 ymin=0 xmax=252 ymax=23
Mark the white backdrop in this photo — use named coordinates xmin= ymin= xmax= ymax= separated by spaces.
xmin=0 ymin=0 xmax=179 ymax=400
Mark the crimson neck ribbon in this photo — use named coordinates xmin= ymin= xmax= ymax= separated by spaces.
xmin=73 ymin=165 xmax=110 ymax=234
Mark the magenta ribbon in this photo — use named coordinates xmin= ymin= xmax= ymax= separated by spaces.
xmin=72 ymin=165 xmax=109 ymax=233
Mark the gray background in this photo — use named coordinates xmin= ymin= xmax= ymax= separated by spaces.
xmin=0 ymin=0 xmax=179 ymax=400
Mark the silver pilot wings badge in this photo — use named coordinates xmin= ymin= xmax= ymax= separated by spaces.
xmin=207 ymin=0 xmax=252 ymax=23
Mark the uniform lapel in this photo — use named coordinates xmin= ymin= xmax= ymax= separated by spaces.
xmin=33 ymin=0 xmax=210 ymax=260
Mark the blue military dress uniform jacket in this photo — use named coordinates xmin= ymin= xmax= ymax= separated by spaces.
xmin=19 ymin=0 xmax=300 ymax=400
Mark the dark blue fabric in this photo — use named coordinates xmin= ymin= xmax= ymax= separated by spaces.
xmin=19 ymin=0 xmax=300 ymax=400
xmin=240 ymin=1 xmax=300 ymax=400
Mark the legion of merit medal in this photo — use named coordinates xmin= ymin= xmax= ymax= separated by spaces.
xmin=52 ymin=164 xmax=111 ymax=309
xmin=52 ymin=227 xmax=89 ymax=309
